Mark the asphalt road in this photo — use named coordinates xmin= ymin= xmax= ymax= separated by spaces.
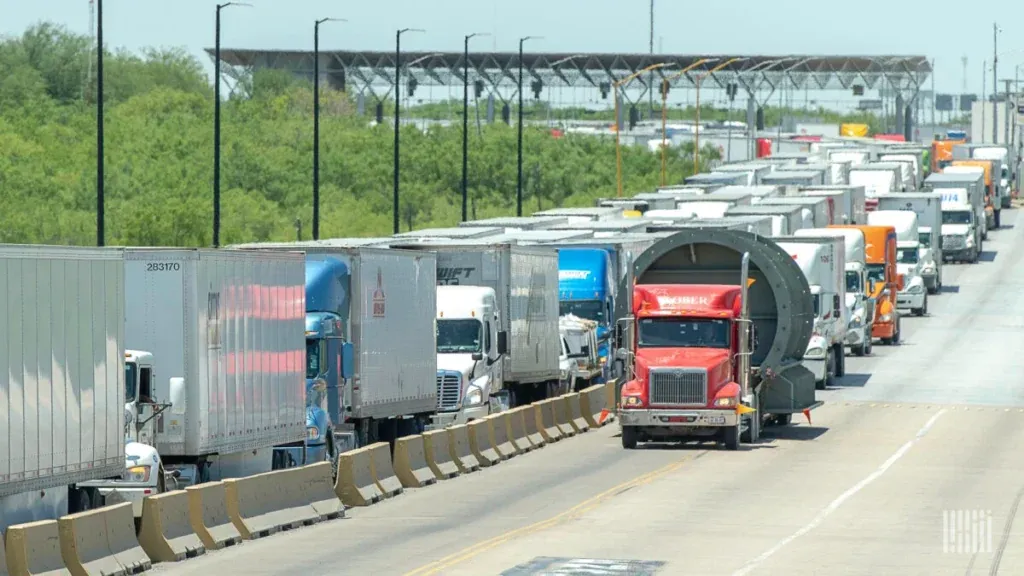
xmin=155 ymin=207 xmax=1024 ymax=576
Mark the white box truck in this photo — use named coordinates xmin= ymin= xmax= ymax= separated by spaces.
xmin=850 ymin=163 xmax=901 ymax=196
xmin=757 ymin=196 xmax=834 ymax=227
xmin=924 ymin=172 xmax=986 ymax=258
xmin=875 ymin=192 xmax=944 ymax=294
xmin=799 ymin=185 xmax=868 ymax=224
xmin=867 ymin=212 xmax=929 ymax=315
xmin=0 ymin=246 xmax=127 ymax=526
xmin=726 ymin=204 xmax=806 ymax=235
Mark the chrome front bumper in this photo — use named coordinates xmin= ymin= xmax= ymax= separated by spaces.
xmin=433 ymin=404 xmax=490 ymax=427
xmin=802 ymin=358 xmax=826 ymax=382
xmin=921 ymin=272 xmax=937 ymax=289
xmin=618 ymin=408 xmax=738 ymax=428
xmin=897 ymin=291 xmax=925 ymax=309
xmin=845 ymin=327 xmax=866 ymax=347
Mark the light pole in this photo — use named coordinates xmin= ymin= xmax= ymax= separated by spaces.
xmin=614 ymin=62 xmax=675 ymax=197
xmin=214 ymin=2 xmax=251 ymax=248
xmin=517 ymin=35 xmax=541 ymax=217
xmin=393 ymin=27 xmax=425 ymax=234
xmin=462 ymin=32 xmax=489 ymax=222
xmin=661 ymin=58 xmax=713 ymax=186
xmin=694 ymin=58 xmax=744 ymax=175
xmin=993 ymin=23 xmax=1001 ymax=143
xmin=313 ymin=17 xmax=345 ymax=241
xmin=96 ymin=0 xmax=104 ymax=246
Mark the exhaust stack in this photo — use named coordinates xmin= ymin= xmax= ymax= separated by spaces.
xmin=738 ymin=251 xmax=752 ymax=399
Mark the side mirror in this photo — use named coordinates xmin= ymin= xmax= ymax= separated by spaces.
xmin=581 ymin=345 xmax=591 ymax=357
xmin=897 ymin=274 xmax=906 ymax=291
xmin=340 ymin=342 xmax=355 ymax=380
xmin=471 ymin=352 xmax=484 ymax=361
xmin=497 ymin=331 xmax=509 ymax=355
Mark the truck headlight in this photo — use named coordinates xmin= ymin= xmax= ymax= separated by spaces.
xmin=125 ymin=465 xmax=151 ymax=483
xmin=906 ymin=284 xmax=924 ymax=295
xmin=599 ymin=356 xmax=607 ymax=365
xmin=559 ymin=369 xmax=569 ymax=381
xmin=879 ymin=314 xmax=892 ymax=322
xmin=621 ymin=395 xmax=643 ymax=408
xmin=804 ymin=346 xmax=825 ymax=359
xmin=849 ymin=312 xmax=863 ymax=328
xmin=306 ymin=426 xmax=320 ymax=441
xmin=965 ymin=235 xmax=975 ymax=247
xmin=464 ymin=386 xmax=484 ymax=407
xmin=714 ymin=396 xmax=737 ymax=407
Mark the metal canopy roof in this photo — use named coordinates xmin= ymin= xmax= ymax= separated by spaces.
xmin=209 ymin=49 xmax=931 ymax=101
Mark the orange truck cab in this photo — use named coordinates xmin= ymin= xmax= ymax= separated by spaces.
xmin=830 ymin=225 xmax=903 ymax=344
xmin=931 ymin=139 xmax=964 ymax=173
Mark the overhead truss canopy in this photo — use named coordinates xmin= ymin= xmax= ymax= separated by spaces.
xmin=209 ymin=49 xmax=932 ymax=100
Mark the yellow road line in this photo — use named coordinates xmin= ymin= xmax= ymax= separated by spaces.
xmin=402 ymin=454 xmax=698 ymax=576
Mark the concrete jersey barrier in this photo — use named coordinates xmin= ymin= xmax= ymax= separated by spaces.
xmin=486 ymin=413 xmax=519 ymax=458
xmin=366 ymin=442 xmax=404 ymax=498
xmin=605 ymin=381 xmax=618 ymax=422
xmin=422 ymin=430 xmax=460 ymax=480
xmin=225 ymin=469 xmax=319 ymax=540
xmin=186 ymin=481 xmax=242 ymax=550
xmin=521 ymin=404 xmax=547 ymax=447
xmin=59 ymin=501 xmax=152 ymax=576
xmin=562 ymin=392 xmax=591 ymax=434
xmin=551 ymin=395 xmax=577 ymax=437
xmin=446 ymin=424 xmax=482 ymax=474
xmin=579 ymin=384 xmax=610 ymax=428
xmin=5 ymin=519 xmax=67 ymax=575
xmin=300 ymin=462 xmax=346 ymax=520
xmin=466 ymin=418 xmax=503 ymax=466
xmin=535 ymin=399 xmax=565 ymax=443
xmin=499 ymin=410 xmax=528 ymax=454
xmin=506 ymin=407 xmax=537 ymax=451
xmin=393 ymin=434 xmax=437 ymax=488
xmin=335 ymin=445 xmax=385 ymax=506
xmin=138 ymin=490 xmax=206 ymax=563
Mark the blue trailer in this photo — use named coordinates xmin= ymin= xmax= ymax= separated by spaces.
xmin=557 ymin=248 xmax=614 ymax=381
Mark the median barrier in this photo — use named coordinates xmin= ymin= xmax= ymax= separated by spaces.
xmin=486 ymin=413 xmax=519 ymax=459
xmin=366 ymin=442 xmax=404 ymax=499
xmin=551 ymin=394 xmax=577 ymax=437
xmin=562 ymin=392 xmax=591 ymax=434
xmin=521 ymin=404 xmax=547 ymax=448
xmin=535 ymin=399 xmax=565 ymax=443
xmin=186 ymin=481 xmax=242 ymax=550
xmin=579 ymin=384 xmax=609 ymax=428
xmin=447 ymin=424 xmax=482 ymax=474
xmin=5 ymin=519 xmax=67 ymax=575
xmin=422 ymin=430 xmax=461 ymax=480
xmin=138 ymin=490 xmax=206 ymax=563
xmin=59 ymin=501 xmax=152 ymax=576
xmin=466 ymin=418 xmax=503 ymax=466
xmin=605 ymin=381 xmax=618 ymax=423
xmin=500 ymin=409 xmax=530 ymax=453
xmin=335 ymin=445 xmax=384 ymax=506
xmin=225 ymin=469 xmax=320 ymax=540
xmin=393 ymin=434 xmax=437 ymax=488
xmin=300 ymin=462 xmax=346 ymax=521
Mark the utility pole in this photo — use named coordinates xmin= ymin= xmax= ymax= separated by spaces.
xmin=993 ymin=23 xmax=999 ymax=143
xmin=930 ymin=59 xmax=936 ymax=130
xmin=96 ymin=0 xmax=104 ymax=246
xmin=648 ymin=0 xmax=654 ymax=119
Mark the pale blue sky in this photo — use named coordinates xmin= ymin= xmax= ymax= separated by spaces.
xmin=1 ymin=0 xmax=1017 ymax=98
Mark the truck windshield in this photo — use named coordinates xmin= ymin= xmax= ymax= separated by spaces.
xmin=437 ymin=319 xmax=482 ymax=353
xmin=125 ymin=362 xmax=137 ymax=403
xmin=942 ymin=211 xmax=972 ymax=225
xmin=637 ymin=318 xmax=730 ymax=349
xmin=560 ymin=300 xmax=605 ymax=322
xmin=918 ymin=232 xmax=931 ymax=247
xmin=306 ymin=339 xmax=321 ymax=379
xmin=846 ymin=271 xmax=861 ymax=293
xmin=866 ymin=264 xmax=886 ymax=285
xmin=897 ymin=249 xmax=919 ymax=264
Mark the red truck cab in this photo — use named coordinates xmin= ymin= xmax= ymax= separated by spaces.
xmin=619 ymin=284 xmax=752 ymax=449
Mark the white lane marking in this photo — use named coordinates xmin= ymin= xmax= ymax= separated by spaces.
xmin=732 ymin=408 xmax=948 ymax=576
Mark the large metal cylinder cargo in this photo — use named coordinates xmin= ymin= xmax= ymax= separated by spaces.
xmin=0 ymin=246 xmax=125 ymax=522
xmin=123 ymin=249 xmax=307 ymax=457
xmin=616 ymin=229 xmax=818 ymax=414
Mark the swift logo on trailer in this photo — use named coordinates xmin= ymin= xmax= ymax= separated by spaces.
xmin=438 ymin=267 xmax=475 ymax=285
xmin=372 ymin=268 xmax=386 ymax=318
xmin=559 ymin=270 xmax=591 ymax=280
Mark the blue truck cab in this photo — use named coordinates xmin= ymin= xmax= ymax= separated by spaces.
xmin=557 ymin=248 xmax=614 ymax=381
xmin=274 ymin=256 xmax=354 ymax=469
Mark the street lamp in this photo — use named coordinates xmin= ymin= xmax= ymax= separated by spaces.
xmin=517 ymin=35 xmax=542 ymax=217
xmin=96 ymin=0 xmax=104 ymax=246
xmin=994 ymin=23 xmax=1001 ymax=143
xmin=462 ymin=32 xmax=489 ymax=222
xmin=313 ymin=17 xmax=346 ymax=241
xmin=660 ymin=58 xmax=713 ymax=186
xmin=393 ymin=28 xmax=425 ymax=234
xmin=614 ymin=62 xmax=675 ymax=197
xmin=213 ymin=1 xmax=251 ymax=248
xmin=694 ymin=57 xmax=744 ymax=175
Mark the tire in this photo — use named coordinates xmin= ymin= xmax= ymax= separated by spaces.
xmin=834 ymin=344 xmax=846 ymax=377
xmin=824 ymin=353 xmax=836 ymax=388
xmin=892 ymin=317 xmax=902 ymax=344
xmin=621 ymin=426 xmax=638 ymax=450
xmin=995 ymin=210 xmax=1001 ymax=229
xmin=723 ymin=424 xmax=740 ymax=451
xmin=773 ymin=413 xmax=792 ymax=426
xmin=852 ymin=343 xmax=866 ymax=357
xmin=69 ymin=488 xmax=91 ymax=514
xmin=865 ymin=336 xmax=873 ymax=355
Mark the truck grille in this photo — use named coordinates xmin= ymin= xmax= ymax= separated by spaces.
xmin=436 ymin=371 xmax=461 ymax=411
xmin=648 ymin=368 xmax=708 ymax=406
xmin=942 ymin=235 xmax=964 ymax=250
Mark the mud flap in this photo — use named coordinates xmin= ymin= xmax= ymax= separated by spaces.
xmin=759 ymin=363 xmax=822 ymax=414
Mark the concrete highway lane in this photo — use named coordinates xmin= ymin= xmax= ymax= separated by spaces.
xmin=155 ymin=208 xmax=1024 ymax=576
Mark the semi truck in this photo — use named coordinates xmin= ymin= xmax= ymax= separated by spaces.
xmin=391 ymin=240 xmax=561 ymax=408
xmin=557 ymin=248 xmax=615 ymax=382
xmin=830 ymin=225 xmax=903 ymax=345
xmin=774 ymin=236 xmax=848 ymax=388
xmin=436 ymin=285 xmax=505 ymax=423
xmin=760 ymin=171 xmax=824 ymax=187
xmin=758 ymin=195 xmax=836 ymax=228
xmin=726 ymin=204 xmax=807 ymax=235
xmin=794 ymin=227 xmax=874 ymax=356
xmin=923 ymin=172 xmax=986 ymax=256
xmin=615 ymin=229 xmax=821 ymax=450
xmin=558 ymin=315 xmax=602 ymax=391
xmin=875 ymin=193 xmax=944 ymax=294
xmin=948 ymin=159 xmax=1000 ymax=229
xmin=878 ymin=154 xmax=920 ymax=190
xmin=0 ymin=246 xmax=128 ymax=526
xmin=952 ymin=143 xmax=1015 ymax=209
xmin=849 ymin=163 xmax=901 ymax=196
xmin=867 ymin=211 xmax=928 ymax=316
xmin=798 ymin=185 xmax=868 ymax=224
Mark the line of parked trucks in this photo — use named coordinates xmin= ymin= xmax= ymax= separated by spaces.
xmin=1 ymin=134 xmax=1013 ymax=530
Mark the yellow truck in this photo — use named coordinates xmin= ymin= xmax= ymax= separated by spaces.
xmin=950 ymin=159 xmax=1000 ymax=229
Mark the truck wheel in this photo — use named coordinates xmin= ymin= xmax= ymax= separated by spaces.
xmin=995 ymin=210 xmax=1001 ymax=228
xmin=834 ymin=344 xmax=846 ymax=377
xmin=621 ymin=426 xmax=638 ymax=450
xmin=865 ymin=337 xmax=873 ymax=355
xmin=823 ymin=354 xmax=836 ymax=388
xmin=723 ymin=424 xmax=740 ymax=451
xmin=852 ymin=343 xmax=866 ymax=357
xmin=892 ymin=318 xmax=902 ymax=344
xmin=69 ymin=488 xmax=91 ymax=514
xmin=773 ymin=413 xmax=792 ymax=426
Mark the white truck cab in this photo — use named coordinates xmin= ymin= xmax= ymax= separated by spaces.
xmin=868 ymin=211 xmax=928 ymax=316
xmin=940 ymin=197 xmax=979 ymax=264
xmin=435 ymin=285 xmax=504 ymax=424
xmin=558 ymin=315 xmax=601 ymax=391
